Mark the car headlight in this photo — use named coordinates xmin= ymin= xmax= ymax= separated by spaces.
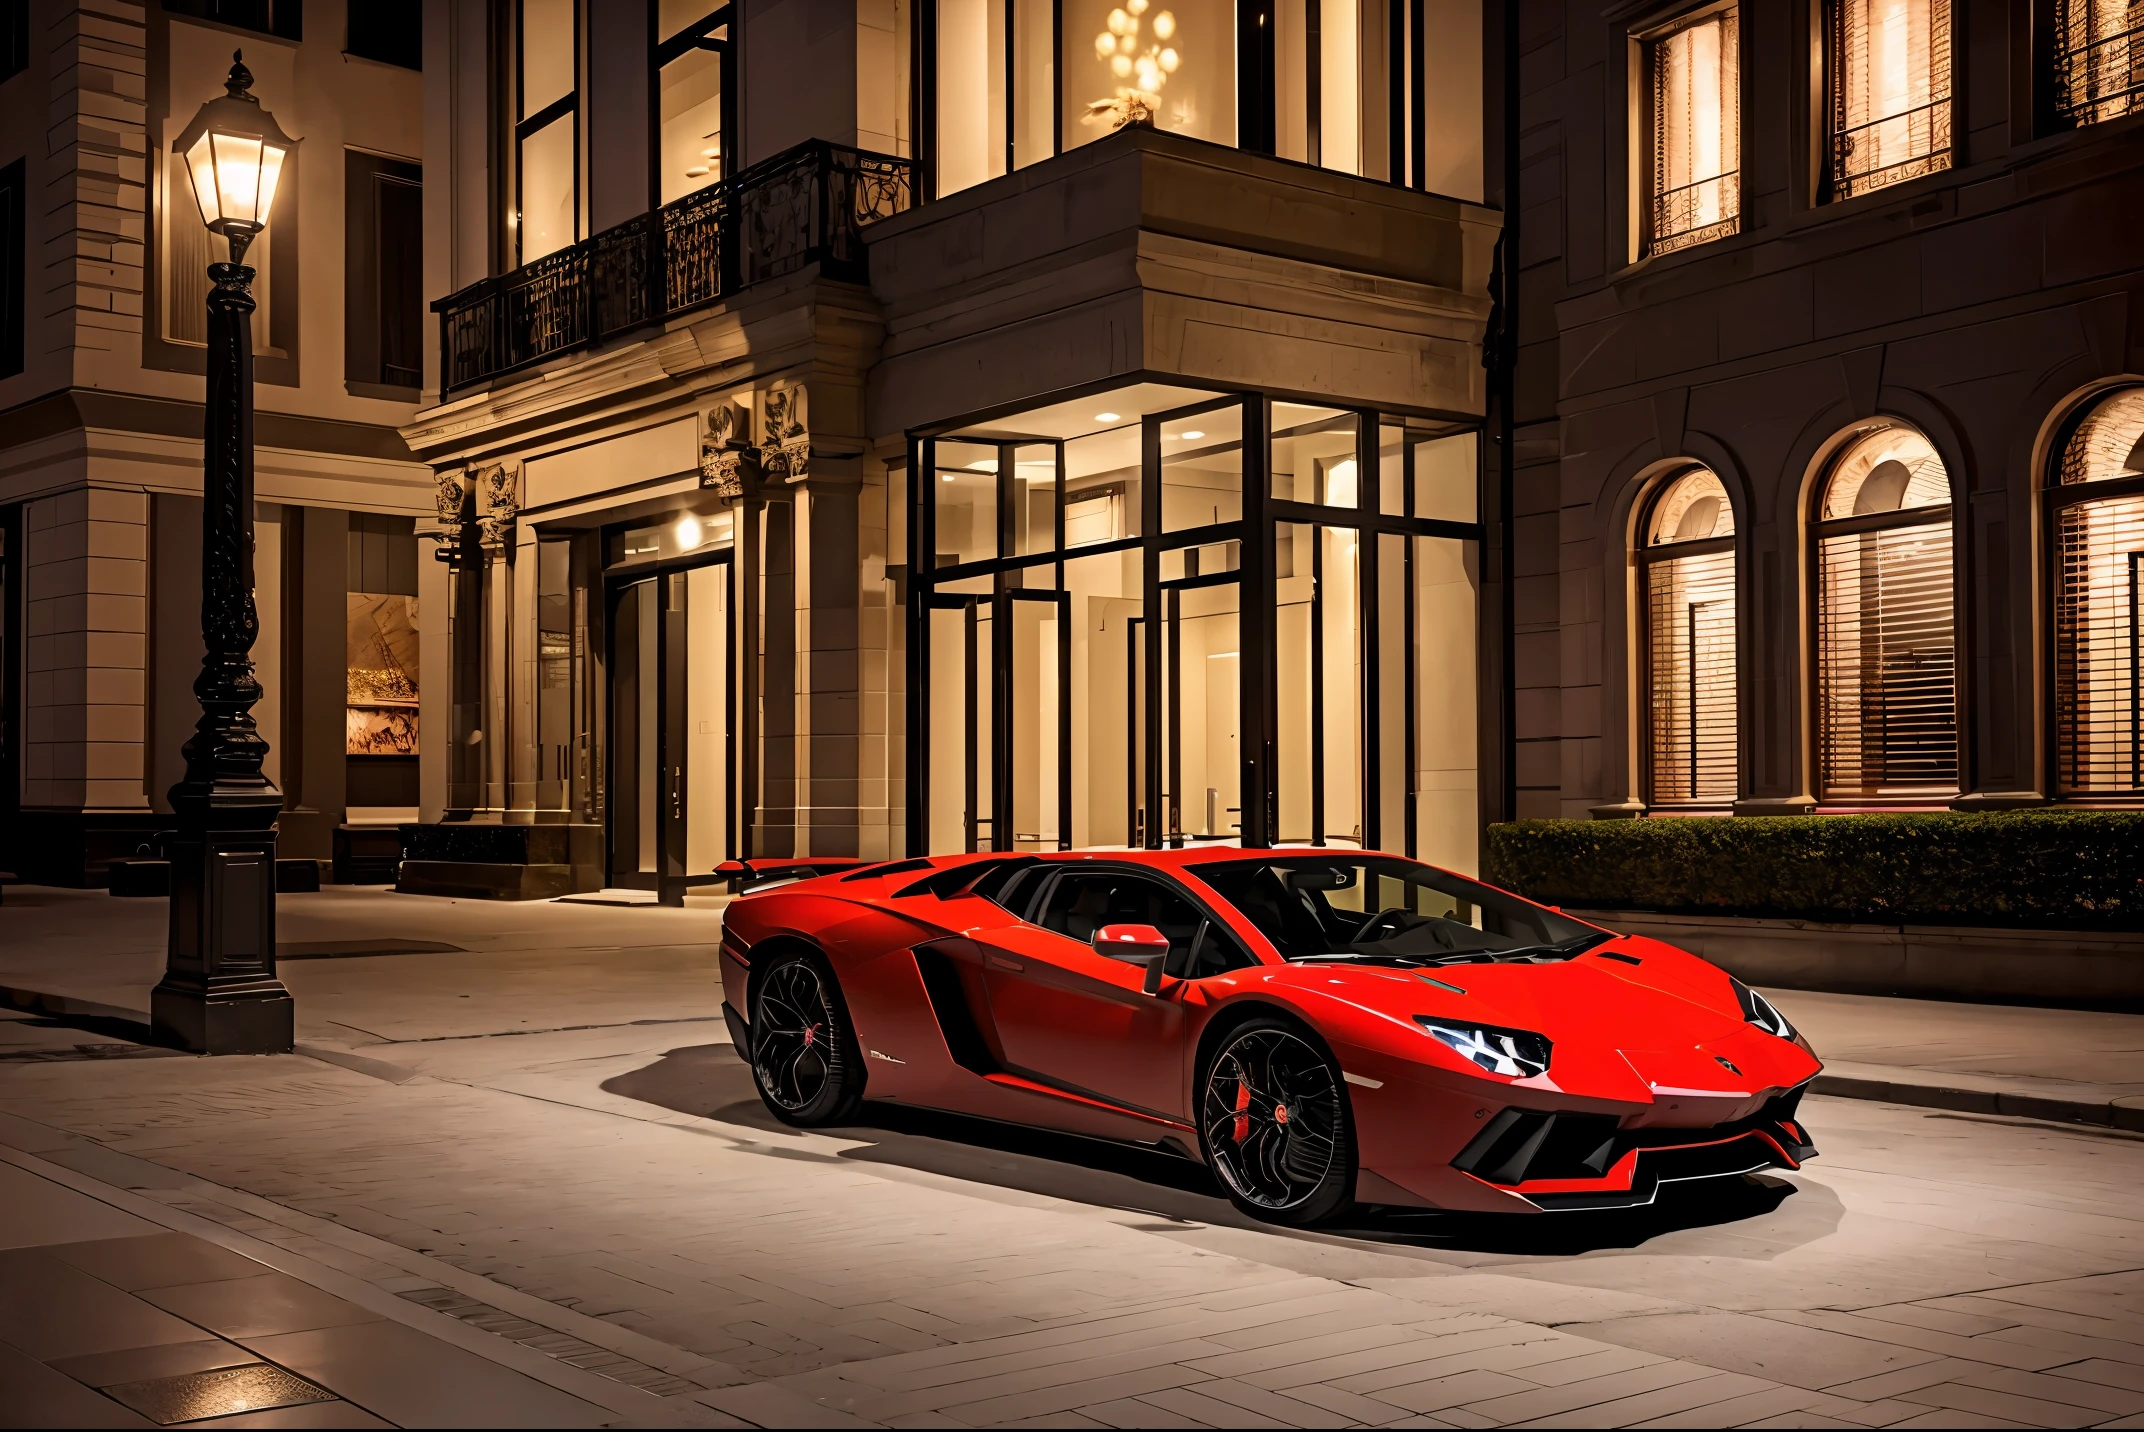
xmin=1414 ymin=1017 xmax=1552 ymax=1079
xmin=1732 ymin=978 xmax=1796 ymax=1040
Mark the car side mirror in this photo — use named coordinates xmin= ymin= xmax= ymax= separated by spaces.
xmin=1094 ymin=924 xmax=1172 ymax=995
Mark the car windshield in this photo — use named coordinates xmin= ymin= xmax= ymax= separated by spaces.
xmin=1191 ymin=856 xmax=1609 ymax=966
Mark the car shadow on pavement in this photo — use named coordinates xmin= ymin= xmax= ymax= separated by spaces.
xmin=603 ymin=1042 xmax=1834 ymax=1257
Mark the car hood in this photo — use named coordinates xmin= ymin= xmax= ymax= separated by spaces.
xmin=1255 ymin=936 xmax=1819 ymax=1113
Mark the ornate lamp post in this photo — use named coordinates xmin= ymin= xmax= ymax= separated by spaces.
xmin=151 ymin=52 xmax=298 ymax=1055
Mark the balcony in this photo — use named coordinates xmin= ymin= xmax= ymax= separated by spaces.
xmin=433 ymin=141 xmax=914 ymax=396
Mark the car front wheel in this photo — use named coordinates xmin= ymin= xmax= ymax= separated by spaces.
xmin=1198 ymin=1016 xmax=1356 ymax=1226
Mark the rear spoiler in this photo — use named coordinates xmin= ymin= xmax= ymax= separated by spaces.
xmin=713 ymin=857 xmax=874 ymax=892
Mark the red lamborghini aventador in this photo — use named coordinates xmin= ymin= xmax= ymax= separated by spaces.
xmin=717 ymin=850 xmax=1821 ymax=1225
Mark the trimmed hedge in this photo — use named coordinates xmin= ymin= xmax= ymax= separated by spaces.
xmin=1483 ymin=812 xmax=2144 ymax=930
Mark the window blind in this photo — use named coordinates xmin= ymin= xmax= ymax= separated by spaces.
xmin=2055 ymin=494 xmax=2144 ymax=798
xmin=1818 ymin=522 xmax=1957 ymax=800
xmin=1831 ymin=0 xmax=1951 ymax=197
xmin=2057 ymin=0 xmax=2144 ymax=126
xmin=1647 ymin=9 xmax=1740 ymax=256
xmin=1647 ymin=548 xmax=1737 ymax=805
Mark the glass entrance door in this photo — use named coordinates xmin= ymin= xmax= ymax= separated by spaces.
xmin=607 ymin=554 xmax=733 ymax=900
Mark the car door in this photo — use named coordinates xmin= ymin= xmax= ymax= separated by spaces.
xmin=967 ymin=867 xmax=1227 ymax=1123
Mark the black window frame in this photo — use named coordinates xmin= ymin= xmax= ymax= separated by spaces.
xmin=513 ymin=0 xmax=581 ymax=270
xmin=2 ymin=0 xmax=29 ymax=83
xmin=0 ymin=156 xmax=22 ymax=380
xmin=343 ymin=149 xmax=423 ymax=395
xmin=346 ymin=0 xmax=421 ymax=70
xmin=162 ymin=0 xmax=302 ymax=41
xmin=650 ymin=3 xmax=735 ymax=211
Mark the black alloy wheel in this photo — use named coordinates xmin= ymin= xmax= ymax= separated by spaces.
xmin=1198 ymin=1016 xmax=1356 ymax=1225
xmin=748 ymin=949 xmax=865 ymax=1127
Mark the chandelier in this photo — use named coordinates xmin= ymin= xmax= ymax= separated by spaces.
xmin=1085 ymin=0 xmax=1181 ymax=131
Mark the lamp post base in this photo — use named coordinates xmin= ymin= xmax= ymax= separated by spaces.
xmin=151 ymin=976 xmax=295 ymax=1055
xmin=153 ymin=825 xmax=294 ymax=1055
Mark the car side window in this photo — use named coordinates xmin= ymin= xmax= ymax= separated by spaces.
xmin=1182 ymin=919 xmax=1258 ymax=979
xmin=1038 ymin=871 xmax=1253 ymax=979
xmin=1040 ymin=871 xmax=1198 ymax=949
xmin=971 ymin=861 xmax=1050 ymax=918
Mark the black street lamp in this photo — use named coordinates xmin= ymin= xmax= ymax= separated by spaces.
xmin=151 ymin=53 xmax=298 ymax=1055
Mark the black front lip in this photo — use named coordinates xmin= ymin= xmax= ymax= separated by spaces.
xmin=1452 ymin=1081 xmax=1818 ymax=1210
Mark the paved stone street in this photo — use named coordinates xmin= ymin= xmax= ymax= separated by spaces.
xmin=4 ymin=885 xmax=2144 ymax=1428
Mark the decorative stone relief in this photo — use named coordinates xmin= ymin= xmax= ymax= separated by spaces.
xmin=701 ymin=397 xmax=757 ymax=503
xmin=762 ymin=383 xmax=810 ymax=481
xmin=476 ymin=463 xmax=520 ymax=552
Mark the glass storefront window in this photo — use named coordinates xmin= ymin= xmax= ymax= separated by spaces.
xmin=1063 ymin=546 xmax=1144 ymax=846
xmin=1412 ymin=430 xmax=1477 ymax=522
xmin=1066 ymin=425 xmax=1141 ymax=543
xmin=1275 ymin=520 xmax=1362 ymax=845
xmin=1162 ymin=580 xmax=1242 ymax=842
xmin=1159 ymin=401 xmax=1245 ymax=532
xmin=346 ymin=514 xmax=420 ymax=766
xmin=1272 ymin=404 xmax=1358 ymax=506
xmin=910 ymin=387 xmax=1481 ymax=860
xmin=933 ymin=439 xmax=1002 ymax=566
xmin=1409 ymin=533 xmax=1478 ymax=872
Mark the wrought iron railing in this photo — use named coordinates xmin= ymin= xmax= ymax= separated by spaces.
xmin=2058 ymin=20 xmax=2144 ymax=126
xmin=1832 ymin=99 xmax=1953 ymax=199
xmin=434 ymin=140 xmax=914 ymax=395
xmin=1646 ymin=171 xmax=1740 ymax=257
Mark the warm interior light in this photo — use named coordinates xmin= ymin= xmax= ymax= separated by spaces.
xmin=1094 ymin=412 xmax=1121 ymax=422
xmin=1179 ymin=430 xmax=1205 ymax=440
xmin=674 ymin=515 xmax=704 ymax=550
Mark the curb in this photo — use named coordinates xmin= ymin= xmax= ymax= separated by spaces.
xmin=1813 ymin=1062 xmax=2144 ymax=1133
xmin=8 ymin=978 xmax=2141 ymax=1135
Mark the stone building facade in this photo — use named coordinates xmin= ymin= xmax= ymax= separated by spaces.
xmin=398 ymin=0 xmax=1507 ymax=901
xmin=0 ymin=1 xmax=433 ymax=884
xmin=1508 ymin=0 xmax=2144 ymax=820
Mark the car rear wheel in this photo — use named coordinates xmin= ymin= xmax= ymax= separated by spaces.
xmin=748 ymin=948 xmax=865 ymax=1127
xmin=1198 ymin=1016 xmax=1356 ymax=1226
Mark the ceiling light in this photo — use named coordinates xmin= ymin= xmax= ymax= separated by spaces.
xmin=674 ymin=515 xmax=704 ymax=550
xmin=1094 ymin=411 xmax=1121 ymax=422
xmin=1179 ymin=430 xmax=1204 ymax=440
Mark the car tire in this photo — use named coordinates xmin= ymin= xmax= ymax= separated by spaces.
xmin=1197 ymin=1014 xmax=1357 ymax=1226
xmin=747 ymin=946 xmax=865 ymax=1127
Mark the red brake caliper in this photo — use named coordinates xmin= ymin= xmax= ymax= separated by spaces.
xmin=1232 ymin=1081 xmax=1251 ymax=1144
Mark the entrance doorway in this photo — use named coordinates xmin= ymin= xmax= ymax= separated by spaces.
xmin=607 ymin=553 xmax=734 ymax=901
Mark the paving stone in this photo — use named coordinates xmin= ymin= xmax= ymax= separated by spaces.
xmin=1570 ymin=1312 xmax=1945 ymax=1391
xmin=1944 ymin=1364 xmax=2144 ymax=1417
xmin=1081 ymin=1395 xmax=1214 ymax=1428
xmin=1504 ymin=1369 xmax=1774 ymax=1428
xmin=1360 ymin=1367 xmax=1542 ymax=1414
xmin=1455 ymin=1360 xmax=1720 ymax=1424
xmin=1893 ymin=1380 xmax=2119 ymax=1428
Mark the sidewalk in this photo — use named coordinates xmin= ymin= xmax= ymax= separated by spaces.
xmin=2 ymin=884 xmax=2141 ymax=1129
xmin=0 ymin=1130 xmax=716 ymax=1428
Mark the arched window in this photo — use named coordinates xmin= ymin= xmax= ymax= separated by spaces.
xmin=1641 ymin=469 xmax=1737 ymax=807
xmin=1814 ymin=426 xmax=1957 ymax=802
xmin=2052 ymin=387 xmax=2144 ymax=800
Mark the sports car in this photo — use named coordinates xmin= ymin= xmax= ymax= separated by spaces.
xmin=717 ymin=849 xmax=1820 ymax=1225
